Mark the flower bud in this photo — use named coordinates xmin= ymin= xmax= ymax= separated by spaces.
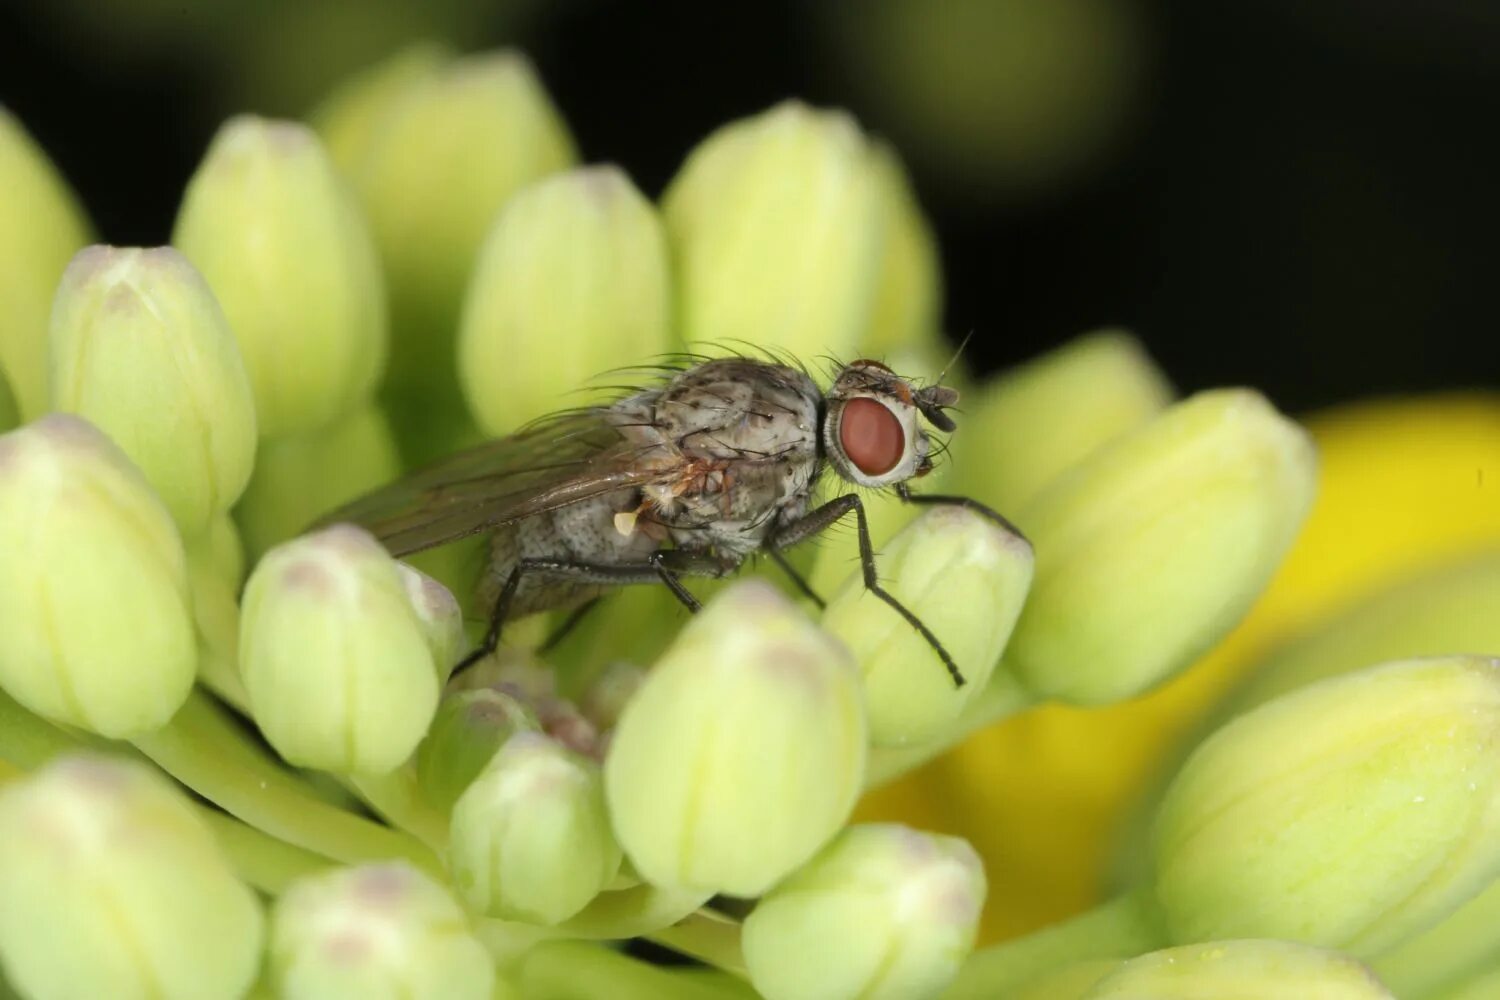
xmin=1371 ymin=876 xmax=1500 ymax=999
xmin=0 ymin=416 xmax=196 ymax=736
xmin=743 ymin=824 xmax=985 ymax=1000
xmin=311 ymin=43 xmax=451 ymax=173
xmin=1151 ymin=656 xmax=1500 ymax=958
xmin=450 ymin=733 xmax=620 ymax=924
xmin=952 ymin=331 xmax=1173 ymax=511
xmin=416 ymin=687 xmax=539 ymax=812
xmin=0 ymin=755 xmax=264 ymax=1000
xmin=861 ymin=144 xmax=942 ymax=356
xmin=188 ymin=509 xmax=246 ymax=591
xmin=48 ymin=245 xmax=258 ymax=536
xmin=234 ymin=402 xmax=401 ymax=561
xmin=1005 ymin=389 xmax=1316 ymax=704
xmin=349 ymin=52 xmax=575 ymax=419
xmin=458 ymin=166 xmax=673 ymax=436
xmin=578 ymin=660 xmax=647 ymax=732
xmin=606 ymin=580 xmax=867 ymax=896
xmin=0 ymin=108 xmax=91 ymax=420
xmin=395 ymin=561 xmax=466 ymax=676
xmin=270 ymin=862 xmax=493 ymax=1000
xmin=1083 ymin=940 xmax=1391 ymax=999
xmin=663 ymin=101 xmax=883 ymax=359
xmin=822 ymin=507 xmax=1033 ymax=746
xmin=239 ymin=525 xmax=451 ymax=773
xmin=173 ymin=115 xmax=386 ymax=436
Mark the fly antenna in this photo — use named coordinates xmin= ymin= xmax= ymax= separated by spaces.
xmin=934 ymin=329 xmax=975 ymax=387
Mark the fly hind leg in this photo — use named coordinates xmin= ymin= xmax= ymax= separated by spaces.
xmin=451 ymin=551 xmax=738 ymax=678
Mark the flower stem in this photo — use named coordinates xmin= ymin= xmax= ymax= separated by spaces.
xmin=342 ymin=768 xmax=450 ymax=852
xmin=509 ymin=940 xmax=752 ymax=1000
xmin=131 ymin=691 xmax=443 ymax=876
xmin=196 ymin=807 xmax=331 ymax=893
xmin=945 ymin=888 xmax=1164 ymax=998
xmin=649 ymin=909 xmax=748 ymax=978
xmin=865 ymin=669 xmax=1034 ymax=787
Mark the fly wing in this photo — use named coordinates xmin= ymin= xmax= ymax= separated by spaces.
xmin=318 ymin=409 xmax=668 ymax=556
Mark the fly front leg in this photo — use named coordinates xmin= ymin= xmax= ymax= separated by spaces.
xmin=453 ymin=550 xmax=738 ymax=677
xmin=769 ymin=494 xmax=967 ymax=687
xmin=894 ymin=483 xmax=1028 ymax=543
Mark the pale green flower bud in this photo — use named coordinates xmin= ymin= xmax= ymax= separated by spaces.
xmin=663 ymin=101 xmax=883 ymax=359
xmin=270 ymin=862 xmax=494 ymax=1000
xmin=952 ymin=331 xmax=1174 ymax=511
xmin=48 ymin=245 xmax=258 ymax=536
xmin=311 ymin=43 xmax=451 ymax=173
xmin=1083 ymin=940 xmax=1391 ymax=999
xmin=174 ymin=115 xmax=387 ymax=436
xmin=822 ymin=507 xmax=1032 ymax=746
xmin=1005 ymin=388 xmax=1316 ymax=704
xmin=0 ymin=416 xmax=195 ymax=736
xmin=0 ymin=108 xmax=91 ymax=420
xmin=606 ymin=580 xmax=867 ymax=896
xmin=416 ymin=687 xmax=539 ymax=812
xmin=458 ymin=166 xmax=673 ymax=435
xmin=450 ymin=733 xmax=620 ymax=924
xmin=861 ymin=144 xmax=942 ymax=356
xmin=239 ymin=524 xmax=450 ymax=773
xmin=0 ymin=755 xmax=264 ymax=1000
xmin=743 ymin=824 xmax=985 ymax=1000
xmin=234 ymin=402 xmax=401 ymax=561
xmin=1151 ymin=656 xmax=1500 ymax=957
xmin=1371 ymin=876 xmax=1500 ymax=999
xmin=349 ymin=51 xmax=575 ymax=411
xmin=579 ymin=660 xmax=647 ymax=732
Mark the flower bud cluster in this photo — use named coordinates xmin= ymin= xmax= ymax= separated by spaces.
xmin=2 ymin=38 xmax=1488 ymax=1000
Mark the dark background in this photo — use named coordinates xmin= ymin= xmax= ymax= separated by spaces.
xmin=2 ymin=0 xmax=1496 ymax=413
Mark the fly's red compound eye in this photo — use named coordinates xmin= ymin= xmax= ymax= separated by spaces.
xmin=839 ymin=397 xmax=905 ymax=476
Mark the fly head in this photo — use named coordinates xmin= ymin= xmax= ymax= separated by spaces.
xmin=821 ymin=359 xmax=959 ymax=488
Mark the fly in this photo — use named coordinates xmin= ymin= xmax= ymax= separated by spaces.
xmin=320 ymin=355 xmax=1022 ymax=687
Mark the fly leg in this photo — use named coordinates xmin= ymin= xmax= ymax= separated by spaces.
xmin=769 ymin=494 xmax=966 ymax=687
xmin=452 ymin=551 xmax=738 ymax=677
xmin=764 ymin=548 xmax=826 ymax=610
xmin=894 ymin=483 xmax=1028 ymax=543
xmin=539 ymin=598 xmax=601 ymax=653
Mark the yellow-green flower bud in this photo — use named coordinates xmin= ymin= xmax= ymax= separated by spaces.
xmin=822 ymin=507 xmax=1033 ymax=746
xmin=48 ymin=245 xmax=258 ymax=536
xmin=1151 ymin=656 xmax=1500 ymax=958
xmin=173 ymin=115 xmax=387 ymax=436
xmin=1005 ymin=388 xmax=1316 ymax=704
xmin=579 ymin=660 xmax=647 ymax=733
xmin=743 ymin=824 xmax=985 ymax=1000
xmin=270 ymin=862 xmax=493 ymax=1000
xmin=663 ymin=101 xmax=883 ymax=359
xmin=311 ymin=43 xmax=451 ymax=173
xmin=450 ymin=733 xmax=621 ymax=924
xmin=416 ymin=687 xmax=540 ymax=812
xmin=239 ymin=525 xmax=453 ymax=773
xmin=606 ymin=580 xmax=867 ymax=896
xmin=0 ymin=755 xmax=264 ymax=1000
xmin=1083 ymin=940 xmax=1391 ymax=999
xmin=952 ymin=331 xmax=1174 ymax=511
xmin=0 ymin=416 xmax=195 ymax=736
xmin=861 ymin=144 xmax=942 ymax=357
xmin=349 ymin=52 xmax=575 ymax=409
xmin=234 ymin=402 xmax=401 ymax=561
xmin=0 ymin=108 xmax=91 ymax=420
xmin=458 ymin=166 xmax=673 ymax=436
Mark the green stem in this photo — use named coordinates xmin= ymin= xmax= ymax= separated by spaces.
xmin=649 ymin=909 xmax=748 ymax=978
xmin=342 ymin=767 xmax=450 ymax=852
xmin=509 ymin=941 xmax=754 ymax=1000
xmin=865 ymin=669 xmax=1034 ymax=787
xmin=945 ymin=888 xmax=1164 ymax=998
xmin=196 ymin=807 xmax=331 ymax=893
xmin=131 ymin=691 xmax=442 ymax=877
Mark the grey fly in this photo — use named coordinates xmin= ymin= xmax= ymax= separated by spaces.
xmin=321 ymin=355 xmax=1021 ymax=686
